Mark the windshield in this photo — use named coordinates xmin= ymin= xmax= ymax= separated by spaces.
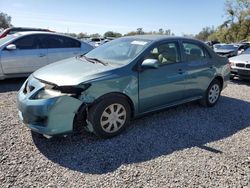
xmin=85 ymin=37 xmax=151 ymax=65
xmin=219 ymin=44 xmax=238 ymax=50
xmin=242 ymin=47 xmax=250 ymax=54
xmin=0 ymin=35 xmax=15 ymax=46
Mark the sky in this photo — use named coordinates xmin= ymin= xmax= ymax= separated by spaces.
xmin=0 ymin=0 xmax=227 ymax=36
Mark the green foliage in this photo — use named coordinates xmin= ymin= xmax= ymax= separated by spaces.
xmin=104 ymin=31 xmax=122 ymax=38
xmin=195 ymin=26 xmax=216 ymax=41
xmin=197 ymin=0 xmax=250 ymax=42
xmin=124 ymin=28 xmax=174 ymax=36
xmin=89 ymin=33 xmax=101 ymax=38
xmin=0 ymin=12 xmax=12 ymax=29
xmin=77 ymin=32 xmax=88 ymax=39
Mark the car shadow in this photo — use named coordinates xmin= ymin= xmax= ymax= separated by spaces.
xmin=32 ymin=96 xmax=250 ymax=174
xmin=230 ymin=77 xmax=250 ymax=86
xmin=0 ymin=78 xmax=26 ymax=92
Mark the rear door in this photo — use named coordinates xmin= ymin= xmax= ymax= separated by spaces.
xmin=1 ymin=35 xmax=48 ymax=74
xmin=46 ymin=35 xmax=81 ymax=64
xmin=180 ymin=40 xmax=214 ymax=98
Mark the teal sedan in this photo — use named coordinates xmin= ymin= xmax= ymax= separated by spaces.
xmin=17 ymin=35 xmax=230 ymax=138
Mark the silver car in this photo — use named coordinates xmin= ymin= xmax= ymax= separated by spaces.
xmin=0 ymin=32 xmax=93 ymax=80
xmin=230 ymin=47 xmax=250 ymax=79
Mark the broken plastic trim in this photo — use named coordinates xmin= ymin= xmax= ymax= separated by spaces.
xmin=53 ymin=84 xmax=91 ymax=95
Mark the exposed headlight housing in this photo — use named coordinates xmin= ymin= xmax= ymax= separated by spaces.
xmin=34 ymin=89 xmax=63 ymax=99
xmin=33 ymin=83 xmax=91 ymax=99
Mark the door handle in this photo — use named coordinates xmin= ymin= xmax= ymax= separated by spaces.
xmin=39 ymin=54 xmax=46 ymax=57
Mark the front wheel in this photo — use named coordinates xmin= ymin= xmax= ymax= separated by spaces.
xmin=88 ymin=96 xmax=131 ymax=138
xmin=200 ymin=79 xmax=222 ymax=107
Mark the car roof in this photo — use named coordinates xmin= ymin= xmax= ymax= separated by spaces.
xmin=12 ymin=31 xmax=81 ymax=41
xmin=122 ymin=35 xmax=202 ymax=43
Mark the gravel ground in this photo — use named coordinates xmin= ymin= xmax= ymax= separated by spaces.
xmin=0 ymin=78 xmax=249 ymax=187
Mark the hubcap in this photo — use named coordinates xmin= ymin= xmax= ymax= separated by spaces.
xmin=100 ymin=103 xmax=126 ymax=133
xmin=208 ymin=84 xmax=220 ymax=104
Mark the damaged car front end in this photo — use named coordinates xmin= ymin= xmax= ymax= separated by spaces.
xmin=17 ymin=75 xmax=90 ymax=137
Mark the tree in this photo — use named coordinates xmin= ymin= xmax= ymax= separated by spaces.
xmin=89 ymin=33 xmax=101 ymax=38
xmin=104 ymin=31 xmax=122 ymax=38
xmin=195 ymin=26 xmax=216 ymax=41
xmin=165 ymin=29 xmax=171 ymax=35
xmin=124 ymin=31 xmax=137 ymax=36
xmin=77 ymin=32 xmax=88 ymax=39
xmin=158 ymin=28 xmax=164 ymax=35
xmin=0 ymin=12 xmax=12 ymax=29
xmin=198 ymin=0 xmax=250 ymax=43
xmin=136 ymin=28 xmax=144 ymax=35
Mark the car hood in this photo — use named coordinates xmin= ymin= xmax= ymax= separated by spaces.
xmin=33 ymin=57 xmax=117 ymax=86
xmin=229 ymin=54 xmax=250 ymax=62
xmin=214 ymin=49 xmax=235 ymax=53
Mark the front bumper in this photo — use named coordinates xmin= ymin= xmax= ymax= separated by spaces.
xmin=231 ymin=67 xmax=250 ymax=77
xmin=17 ymin=77 xmax=82 ymax=136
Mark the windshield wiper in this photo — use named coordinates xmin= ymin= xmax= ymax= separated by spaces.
xmin=77 ymin=55 xmax=108 ymax=66
xmin=88 ymin=57 xmax=108 ymax=66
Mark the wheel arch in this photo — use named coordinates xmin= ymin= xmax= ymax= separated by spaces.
xmin=213 ymin=75 xmax=224 ymax=89
xmin=91 ymin=92 xmax=135 ymax=118
xmin=73 ymin=92 xmax=135 ymax=131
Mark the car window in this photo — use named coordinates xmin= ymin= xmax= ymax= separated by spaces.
xmin=62 ymin=36 xmax=81 ymax=48
xmin=145 ymin=42 xmax=180 ymax=65
xmin=8 ymin=30 xmax=17 ymax=35
xmin=182 ymin=42 xmax=208 ymax=61
xmin=13 ymin=35 xmax=40 ymax=50
xmin=46 ymin=35 xmax=80 ymax=48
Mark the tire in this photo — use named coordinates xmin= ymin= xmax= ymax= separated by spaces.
xmin=230 ymin=74 xmax=235 ymax=80
xmin=88 ymin=96 xmax=131 ymax=138
xmin=200 ymin=79 xmax=222 ymax=107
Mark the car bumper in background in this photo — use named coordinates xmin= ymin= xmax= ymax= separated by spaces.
xmin=231 ymin=67 xmax=250 ymax=77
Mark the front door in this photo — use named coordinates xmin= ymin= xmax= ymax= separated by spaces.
xmin=138 ymin=41 xmax=187 ymax=113
xmin=1 ymin=35 xmax=48 ymax=74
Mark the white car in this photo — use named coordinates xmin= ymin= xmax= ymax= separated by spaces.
xmin=0 ymin=31 xmax=93 ymax=80
xmin=230 ymin=47 xmax=250 ymax=79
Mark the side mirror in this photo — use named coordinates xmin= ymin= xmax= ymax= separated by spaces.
xmin=141 ymin=59 xmax=160 ymax=69
xmin=6 ymin=44 xmax=16 ymax=50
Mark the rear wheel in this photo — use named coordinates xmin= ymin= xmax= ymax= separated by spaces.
xmin=200 ymin=79 xmax=222 ymax=107
xmin=88 ymin=96 xmax=131 ymax=138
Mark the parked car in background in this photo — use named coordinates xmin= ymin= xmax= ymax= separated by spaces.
xmin=0 ymin=27 xmax=54 ymax=39
xmin=17 ymin=35 xmax=230 ymax=139
xmin=230 ymin=47 xmax=250 ymax=79
xmin=87 ymin=37 xmax=105 ymax=47
xmin=214 ymin=44 xmax=240 ymax=57
xmin=237 ymin=43 xmax=250 ymax=55
xmin=213 ymin=43 xmax=226 ymax=50
xmin=214 ymin=43 xmax=250 ymax=57
xmin=0 ymin=31 xmax=93 ymax=80
xmin=205 ymin=40 xmax=220 ymax=48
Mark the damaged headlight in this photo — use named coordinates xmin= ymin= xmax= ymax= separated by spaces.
xmin=33 ymin=83 xmax=91 ymax=99
xmin=34 ymin=89 xmax=63 ymax=99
